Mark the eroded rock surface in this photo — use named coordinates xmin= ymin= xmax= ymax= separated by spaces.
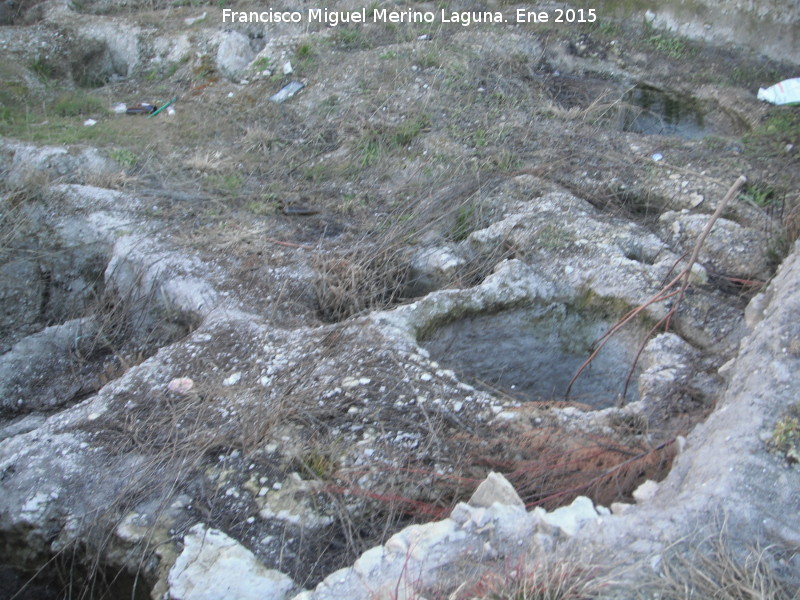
xmin=0 ymin=1 xmax=798 ymax=598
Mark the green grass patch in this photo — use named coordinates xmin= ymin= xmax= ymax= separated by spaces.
xmin=109 ymin=148 xmax=138 ymax=168
xmin=354 ymin=114 xmax=431 ymax=168
xmin=744 ymin=109 xmax=800 ymax=157
xmin=488 ymin=149 xmax=522 ymax=172
xmin=293 ymin=42 xmax=317 ymax=75
xmin=739 ymin=182 xmax=780 ymax=208
xmin=53 ymin=92 xmax=106 ymax=117
xmin=331 ymin=27 xmax=373 ymax=50
xmin=449 ymin=203 xmax=478 ymax=242
xmin=244 ymin=195 xmax=279 ymax=216
xmin=251 ymin=56 xmax=272 ymax=72
xmin=393 ymin=114 xmax=431 ymax=146
xmin=768 ymin=403 xmax=800 ymax=464
xmin=29 ymin=57 xmax=57 ymax=81
xmin=203 ymin=173 xmax=243 ymax=195
xmin=415 ymin=49 xmax=441 ymax=70
xmin=586 ymin=19 xmax=623 ymax=38
xmin=643 ymin=20 xmax=694 ymax=59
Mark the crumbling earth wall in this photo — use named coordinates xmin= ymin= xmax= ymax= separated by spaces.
xmin=599 ymin=0 xmax=800 ymax=64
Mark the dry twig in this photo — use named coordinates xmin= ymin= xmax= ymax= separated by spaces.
xmin=566 ymin=175 xmax=748 ymax=400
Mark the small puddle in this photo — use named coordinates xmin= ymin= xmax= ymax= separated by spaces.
xmin=621 ymin=85 xmax=708 ymax=139
xmin=420 ymin=302 xmax=645 ymax=409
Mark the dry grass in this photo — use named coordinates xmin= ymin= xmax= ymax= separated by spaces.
xmin=450 ymin=557 xmax=604 ymax=600
xmin=183 ymin=150 xmax=230 ymax=173
xmin=647 ymin=530 xmax=799 ymax=600
xmin=313 ymin=243 xmax=410 ymax=322
xmin=83 ymin=170 xmax=138 ymax=190
xmin=0 ymin=191 xmax=33 ymax=264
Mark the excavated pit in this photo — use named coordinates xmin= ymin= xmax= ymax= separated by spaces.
xmin=420 ymin=300 xmax=647 ymax=409
xmin=621 ymin=85 xmax=709 ymax=139
xmin=0 ymin=563 xmax=151 ymax=600
xmin=0 ymin=216 xmax=198 ymax=423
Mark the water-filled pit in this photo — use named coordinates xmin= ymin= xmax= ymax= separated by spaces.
xmin=621 ymin=85 xmax=708 ymax=139
xmin=420 ymin=301 xmax=646 ymax=408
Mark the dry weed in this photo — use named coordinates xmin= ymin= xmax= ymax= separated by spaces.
xmin=242 ymin=125 xmax=281 ymax=155
xmin=183 ymin=150 xmax=229 ymax=173
xmin=650 ymin=528 xmax=799 ymax=600
xmin=83 ymin=170 xmax=137 ymax=190
xmin=453 ymin=557 xmax=604 ymax=600
xmin=313 ymin=244 xmax=410 ymax=322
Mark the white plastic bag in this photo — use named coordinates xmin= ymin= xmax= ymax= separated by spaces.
xmin=757 ymin=77 xmax=800 ymax=105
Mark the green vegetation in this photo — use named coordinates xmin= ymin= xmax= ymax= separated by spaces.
xmin=109 ymin=148 xmax=138 ymax=168
xmin=643 ymin=19 xmax=694 ymax=59
xmin=592 ymin=19 xmax=623 ymax=38
xmin=251 ymin=56 xmax=272 ymax=72
xmin=53 ymin=92 xmax=106 ymax=117
xmin=331 ymin=27 xmax=372 ymax=50
xmin=29 ymin=57 xmax=57 ymax=81
xmin=489 ymin=149 xmax=522 ymax=172
xmin=739 ymin=182 xmax=780 ymax=208
xmin=203 ymin=173 xmax=243 ymax=195
xmin=354 ymin=114 xmax=431 ymax=168
xmin=769 ymin=404 xmax=800 ymax=463
xmin=393 ymin=114 xmax=431 ymax=147
xmin=244 ymin=194 xmax=280 ymax=216
xmin=293 ymin=42 xmax=317 ymax=75
xmin=744 ymin=109 xmax=800 ymax=157
xmin=415 ymin=49 xmax=441 ymax=70
xmin=449 ymin=203 xmax=478 ymax=242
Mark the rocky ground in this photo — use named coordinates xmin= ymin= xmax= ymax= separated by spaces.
xmin=1 ymin=1 xmax=799 ymax=599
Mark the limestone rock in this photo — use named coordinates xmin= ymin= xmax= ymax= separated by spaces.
xmin=3 ymin=141 xmax=116 ymax=188
xmin=76 ymin=21 xmax=140 ymax=78
xmin=215 ymin=31 xmax=255 ymax=79
xmin=632 ymin=480 xmax=660 ymax=503
xmin=167 ymin=524 xmax=296 ymax=600
xmin=537 ymin=496 xmax=602 ymax=536
xmin=659 ymin=211 xmax=771 ymax=280
xmin=406 ymin=246 xmax=465 ymax=296
xmin=468 ymin=471 xmax=524 ymax=508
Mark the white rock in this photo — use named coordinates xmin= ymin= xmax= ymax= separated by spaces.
xmin=223 ymin=372 xmax=241 ymax=386
xmin=633 ymin=479 xmax=660 ymax=503
xmin=168 ymin=524 xmax=294 ymax=600
xmin=184 ymin=12 xmax=207 ymax=25
xmin=353 ymin=546 xmax=385 ymax=578
xmin=168 ymin=377 xmax=195 ymax=394
xmin=541 ymin=496 xmax=600 ymax=536
xmin=468 ymin=472 xmax=524 ymax=508
xmin=215 ymin=31 xmax=256 ymax=79
xmin=611 ymin=502 xmax=633 ymax=515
